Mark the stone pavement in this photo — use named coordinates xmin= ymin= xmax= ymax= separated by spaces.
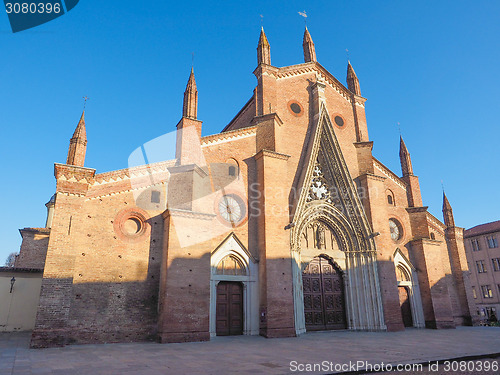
xmin=0 ymin=327 xmax=499 ymax=375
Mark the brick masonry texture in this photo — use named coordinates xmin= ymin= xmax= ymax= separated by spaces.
xmin=17 ymin=28 xmax=476 ymax=347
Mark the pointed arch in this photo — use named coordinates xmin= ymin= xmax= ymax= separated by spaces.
xmin=210 ymin=233 xmax=258 ymax=337
xmin=289 ymin=101 xmax=386 ymax=334
xmin=393 ymin=249 xmax=425 ymax=328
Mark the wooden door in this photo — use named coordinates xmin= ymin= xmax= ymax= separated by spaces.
xmin=216 ymin=282 xmax=243 ymax=336
xmin=398 ymin=286 xmax=413 ymax=327
xmin=303 ymin=256 xmax=346 ymax=331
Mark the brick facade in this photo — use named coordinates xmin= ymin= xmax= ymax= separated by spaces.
xmin=17 ymin=28 xmax=476 ymax=348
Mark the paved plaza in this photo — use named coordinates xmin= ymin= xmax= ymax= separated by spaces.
xmin=1 ymin=327 xmax=499 ymax=375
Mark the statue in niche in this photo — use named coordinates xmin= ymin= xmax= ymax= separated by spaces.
xmin=316 ymin=224 xmax=326 ymax=250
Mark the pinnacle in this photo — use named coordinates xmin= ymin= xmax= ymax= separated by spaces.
xmin=303 ymin=27 xmax=313 ymax=44
xmin=443 ymin=192 xmax=452 ymax=211
xmin=186 ymin=67 xmax=197 ymax=91
xmin=399 ymin=135 xmax=409 ymax=155
xmin=347 ymin=61 xmax=357 ymax=78
xmin=72 ymin=111 xmax=86 ymax=140
xmin=259 ymin=27 xmax=270 ymax=46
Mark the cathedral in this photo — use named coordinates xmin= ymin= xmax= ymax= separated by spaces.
xmin=16 ymin=28 xmax=477 ymax=347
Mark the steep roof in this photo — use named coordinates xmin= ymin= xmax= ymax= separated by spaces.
xmin=465 ymin=220 xmax=500 ymax=238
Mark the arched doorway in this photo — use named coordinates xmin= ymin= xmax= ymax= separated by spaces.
xmin=394 ymin=249 xmax=425 ymax=328
xmin=398 ymin=285 xmax=413 ymax=327
xmin=209 ymin=233 xmax=259 ymax=338
xmin=302 ymin=256 xmax=346 ymax=331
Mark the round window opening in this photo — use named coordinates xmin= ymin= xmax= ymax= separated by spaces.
xmin=217 ymin=194 xmax=246 ymax=226
xmin=123 ymin=217 xmax=142 ymax=235
xmin=389 ymin=219 xmax=403 ymax=242
xmin=334 ymin=116 xmax=345 ymax=127
xmin=290 ymin=102 xmax=302 ymax=114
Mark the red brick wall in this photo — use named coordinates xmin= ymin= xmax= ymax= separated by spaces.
xmin=16 ymin=229 xmax=49 ymax=269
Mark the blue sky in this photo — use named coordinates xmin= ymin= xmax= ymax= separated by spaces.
xmin=1 ymin=1 xmax=499 ymax=263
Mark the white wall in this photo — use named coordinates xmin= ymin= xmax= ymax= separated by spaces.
xmin=0 ymin=271 xmax=42 ymax=332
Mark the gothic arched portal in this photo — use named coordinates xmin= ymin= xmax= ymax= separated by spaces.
xmin=291 ymin=204 xmax=386 ymax=335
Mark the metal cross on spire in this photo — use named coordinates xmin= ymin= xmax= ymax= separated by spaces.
xmin=346 ymin=48 xmax=350 ymax=62
xmin=260 ymin=14 xmax=264 ymax=27
xmin=397 ymin=122 xmax=401 ymax=136
xmin=191 ymin=52 xmax=195 ymax=68
xmin=83 ymin=96 xmax=89 ymax=111
xmin=298 ymin=10 xmax=307 ymax=26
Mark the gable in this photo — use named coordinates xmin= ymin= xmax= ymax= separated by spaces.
xmin=292 ymin=102 xmax=375 ymax=251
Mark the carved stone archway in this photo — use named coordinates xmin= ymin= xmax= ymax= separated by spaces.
xmin=210 ymin=233 xmax=259 ymax=337
xmin=394 ymin=249 xmax=425 ymax=328
xmin=291 ymin=202 xmax=386 ymax=335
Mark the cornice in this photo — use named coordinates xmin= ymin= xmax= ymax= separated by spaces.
xmin=254 ymin=149 xmax=291 ymax=161
xmin=162 ymin=208 xmax=216 ymax=220
xmin=426 ymin=212 xmax=446 ymax=233
xmin=353 ymin=141 xmax=374 ymax=150
xmin=362 ymin=173 xmax=386 ymax=182
xmin=201 ymin=126 xmax=257 ymax=147
xmin=93 ymin=160 xmax=174 ymax=186
xmin=251 ymin=112 xmax=283 ymax=126
xmin=19 ymin=227 xmax=50 ymax=235
xmin=373 ymin=158 xmax=408 ymax=192
xmin=406 ymin=206 xmax=429 ymax=214
xmin=86 ymin=181 xmax=167 ymax=201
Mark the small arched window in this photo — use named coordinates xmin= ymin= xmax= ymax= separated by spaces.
xmin=430 ymin=232 xmax=436 ymax=240
xmin=396 ymin=265 xmax=410 ymax=282
xmin=216 ymin=255 xmax=246 ymax=276
xmin=228 ymin=166 xmax=236 ymax=176
xmin=386 ymin=189 xmax=395 ymax=206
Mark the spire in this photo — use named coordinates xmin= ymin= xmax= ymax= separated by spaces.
xmin=399 ymin=136 xmax=413 ymax=177
xmin=257 ymin=27 xmax=271 ymax=65
xmin=442 ymin=192 xmax=455 ymax=228
xmin=66 ymin=111 xmax=87 ymax=167
xmin=346 ymin=61 xmax=361 ymax=96
xmin=183 ymin=67 xmax=198 ymax=119
xmin=303 ymin=27 xmax=316 ymax=63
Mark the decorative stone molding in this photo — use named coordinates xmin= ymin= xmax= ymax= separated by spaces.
xmin=373 ymin=158 xmax=408 ymax=192
xmin=209 ymin=233 xmax=259 ymax=337
xmin=162 ymin=208 xmax=216 ymax=221
xmin=290 ymin=103 xmax=386 ymax=334
xmin=393 ymin=249 xmax=426 ymax=328
xmin=201 ymin=126 xmax=257 ymax=147
xmin=254 ymin=149 xmax=291 ymax=161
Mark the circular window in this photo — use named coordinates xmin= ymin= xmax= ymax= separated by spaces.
xmin=217 ymin=194 xmax=246 ymax=227
xmin=290 ymin=103 xmax=301 ymax=114
xmin=334 ymin=116 xmax=345 ymax=127
xmin=288 ymin=101 xmax=303 ymax=117
xmin=113 ymin=208 xmax=150 ymax=243
xmin=123 ymin=218 xmax=142 ymax=235
xmin=389 ymin=219 xmax=403 ymax=242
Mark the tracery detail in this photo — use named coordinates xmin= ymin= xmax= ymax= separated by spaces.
xmin=307 ymin=164 xmax=332 ymax=203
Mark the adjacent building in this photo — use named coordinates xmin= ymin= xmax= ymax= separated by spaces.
xmin=464 ymin=220 xmax=500 ymax=322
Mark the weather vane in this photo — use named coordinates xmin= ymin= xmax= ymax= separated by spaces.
xmin=298 ymin=11 xmax=307 ymax=26
xmin=260 ymin=14 xmax=263 ymax=27
xmin=83 ymin=96 xmax=89 ymax=111
xmin=441 ymin=180 xmax=445 ymax=192
xmin=346 ymin=48 xmax=350 ymax=62
xmin=397 ymin=121 xmax=401 ymax=135
xmin=191 ymin=52 xmax=195 ymax=67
